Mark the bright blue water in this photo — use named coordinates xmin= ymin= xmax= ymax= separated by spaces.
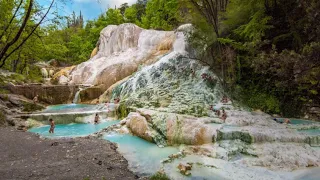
xmin=28 ymin=121 xmax=119 ymax=138
xmin=276 ymin=118 xmax=319 ymax=125
xmin=299 ymin=129 xmax=320 ymax=136
xmin=103 ymin=133 xmax=179 ymax=176
xmin=42 ymin=104 xmax=98 ymax=113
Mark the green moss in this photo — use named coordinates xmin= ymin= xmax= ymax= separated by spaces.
xmin=1 ymin=94 xmax=9 ymax=101
xmin=216 ymin=130 xmax=254 ymax=144
xmin=27 ymin=66 xmax=43 ymax=83
xmin=234 ymin=86 xmax=281 ymax=114
xmin=150 ymin=171 xmax=170 ymax=180
xmin=23 ymin=102 xmax=44 ymax=112
xmin=26 ymin=118 xmax=43 ymax=128
xmin=0 ymin=88 xmax=9 ymax=94
xmin=8 ymin=73 xmax=26 ymax=84
xmin=117 ymin=103 xmax=129 ymax=119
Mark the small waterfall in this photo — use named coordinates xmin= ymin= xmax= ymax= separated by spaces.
xmin=73 ymin=87 xmax=83 ymax=104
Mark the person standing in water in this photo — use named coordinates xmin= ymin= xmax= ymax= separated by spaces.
xmin=49 ymin=118 xmax=55 ymax=133
xmin=94 ymin=114 xmax=100 ymax=124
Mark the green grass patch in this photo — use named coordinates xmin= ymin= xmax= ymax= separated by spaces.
xmin=22 ymin=102 xmax=44 ymax=112
xmin=0 ymin=88 xmax=9 ymax=94
xmin=150 ymin=171 xmax=170 ymax=180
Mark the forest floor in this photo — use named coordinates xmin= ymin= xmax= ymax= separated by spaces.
xmin=0 ymin=127 xmax=139 ymax=180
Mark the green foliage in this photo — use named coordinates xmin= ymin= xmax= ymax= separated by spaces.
xmin=0 ymin=88 xmax=9 ymax=94
xmin=22 ymin=102 xmax=43 ymax=112
xmin=141 ymin=0 xmax=180 ymax=30
xmin=8 ymin=73 xmax=26 ymax=84
xmin=150 ymin=171 xmax=170 ymax=180
xmin=117 ymin=103 xmax=129 ymax=119
xmin=186 ymin=0 xmax=320 ymax=116
xmin=124 ymin=5 xmax=138 ymax=23
xmin=26 ymin=65 xmax=43 ymax=83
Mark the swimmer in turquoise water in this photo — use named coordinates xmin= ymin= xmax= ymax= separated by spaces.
xmin=49 ymin=118 xmax=55 ymax=133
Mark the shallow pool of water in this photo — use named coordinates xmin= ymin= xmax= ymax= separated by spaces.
xmin=42 ymin=104 xmax=98 ymax=113
xmin=298 ymin=129 xmax=320 ymax=136
xmin=28 ymin=120 xmax=119 ymax=138
xmin=103 ymin=133 xmax=179 ymax=176
xmin=277 ymin=118 xmax=319 ymax=125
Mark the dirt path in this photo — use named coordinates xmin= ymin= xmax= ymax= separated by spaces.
xmin=0 ymin=127 xmax=138 ymax=180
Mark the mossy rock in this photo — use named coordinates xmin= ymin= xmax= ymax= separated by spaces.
xmin=116 ymin=103 xmax=131 ymax=119
xmin=26 ymin=118 xmax=43 ymax=128
xmin=216 ymin=130 xmax=254 ymax=144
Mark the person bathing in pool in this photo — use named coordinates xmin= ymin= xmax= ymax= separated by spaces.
xmin=284 ymin=118 xmax=291 ymax=124
xmin=49 ymin=118 xmax=55 ymax=133
xmin=94 ymin=113 xmax=100 ymax=124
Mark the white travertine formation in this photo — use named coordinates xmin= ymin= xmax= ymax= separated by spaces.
xmin=69 ymin=23 xmax=175 ymax=87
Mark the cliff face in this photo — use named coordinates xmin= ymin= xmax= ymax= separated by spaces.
xmin=69 ymin=23 xmax=175 ymax=90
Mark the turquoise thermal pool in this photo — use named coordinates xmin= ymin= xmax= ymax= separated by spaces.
xmin=28 ymin=120 xmax=119 ymax=138
xmin=103 ymin=133 xmax=179 ymax=176
xmin=276 ymin=118 xmax=319 ymax=125
xmin=298 ymin=128 xmax=320 ymax=136
xmin=42 ymin=104 xmax=99 ymax=113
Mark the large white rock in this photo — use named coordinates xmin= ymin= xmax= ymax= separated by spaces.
xmin=69 ymin=23 xmax=175 ymax=89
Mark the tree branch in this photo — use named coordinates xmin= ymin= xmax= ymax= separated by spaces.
xmin=0 ymin=0 xmax=23 ymax=41
xmin=0 ymin=0 xmax=55 ymax=68
xmin=0 ymin=0 xmax=34 ymax=60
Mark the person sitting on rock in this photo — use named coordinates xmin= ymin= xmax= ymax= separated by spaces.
xmin=49 ymin=118 xmax=55 ymax=133
xmin=94 ymin=114 xmax=100 ymax=124
xmin=33 ymin=95 xmax=39 ymax=104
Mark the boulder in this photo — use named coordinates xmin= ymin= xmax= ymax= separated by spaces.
xmin=125 ymin=112 xmax=153 ymax=142
xmin=59 ymin=75 xmax=69 ymax=85
xmin=133 ymin=108 xmax=216 ymax=145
